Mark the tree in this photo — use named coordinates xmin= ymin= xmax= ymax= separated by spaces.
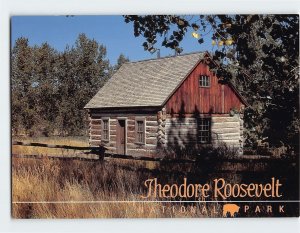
xmin=55 ymin=33 xmax=110 ymax=135
xmin=11 ymin=37 xmax=36 ymax=134
xmin=124 ymin=15 xmax=299 ymax=149
xmin=11 ymin=34 xmax=112 ymax=136
xmin=114 ymin=53 xmax=130 ymax=71
xmin=54 ymin=46 xmax=79 ymax=135
xmin=32 ymin=42 xmax=59 ymax=135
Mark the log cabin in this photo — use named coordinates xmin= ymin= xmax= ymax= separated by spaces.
xmin=84 ymin=52 xmax=248 ymax=157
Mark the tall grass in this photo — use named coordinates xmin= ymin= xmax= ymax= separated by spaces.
xmin=12 ymin=157 xmax=220 ymax=218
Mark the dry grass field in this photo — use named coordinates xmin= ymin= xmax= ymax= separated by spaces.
xmin=12 ymin=156 xmax=222 ymax=218
xmin=12 ymin=137 xmax=298 ymax=218
xmin=12 ymin=136 xmax=222 ymax=218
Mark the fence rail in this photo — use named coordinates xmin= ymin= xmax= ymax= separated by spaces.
xmin=12 ymin=140 xmax=162 ymax=162
xmin=12 ymin=141 xmax=100 ymax=151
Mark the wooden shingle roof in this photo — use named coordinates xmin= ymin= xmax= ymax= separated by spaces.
xmin=85 ymin=52 xmax=206 ymax=109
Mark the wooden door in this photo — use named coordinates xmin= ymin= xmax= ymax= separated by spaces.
xmin=116 ymin=119 xmax=126 ymax=154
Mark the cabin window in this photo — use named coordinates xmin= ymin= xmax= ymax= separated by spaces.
xmin=198 ymin=118 xmax=211 ymax=143
xmin=135 ymin=118 xmax=145 ymax=144
xmin=199 ymin=75 xmax=210 ymax=87
xmin=102 ymin=118 xmax=110 ymax=142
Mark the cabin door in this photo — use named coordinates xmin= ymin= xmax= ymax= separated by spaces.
xmin=116 ymin=119 xmax=126 ymax=155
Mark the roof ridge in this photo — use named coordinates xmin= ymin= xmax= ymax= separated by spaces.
xmin=125 ymin=51 xmax=207 ymax=64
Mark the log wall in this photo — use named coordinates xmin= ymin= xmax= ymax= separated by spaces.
xmin=88 ymin=111 xmax=159 ymax=157
xmin=211 ymin=115 xmax=243 ymax=154
xmin=165 ymin=114 xmax=243 ymax=154
xmin=89 ymin=110 xmax=244 ymax=157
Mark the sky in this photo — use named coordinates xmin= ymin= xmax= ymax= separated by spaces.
xmin=11 ymin=15 xmax=214 ymax=65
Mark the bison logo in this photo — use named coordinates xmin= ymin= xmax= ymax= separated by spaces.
xmin=223 ymin=204 xmax=240 ymax=217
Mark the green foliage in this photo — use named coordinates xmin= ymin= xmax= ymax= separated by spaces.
xmin=114 ymin=53 xmax=130 ymax=71
xmin=124 ymin=15 xmax=299 ymax=150
xmin=124 ymin=15 xmax=190 ymax=54
xmin=11 ymin=38 xmax=37 ymax=134
xmin=11 ymin=34 xmax=122 ymax=136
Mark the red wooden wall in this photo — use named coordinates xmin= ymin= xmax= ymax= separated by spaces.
xmin=165 ymin=62 xmax=244 ymax=115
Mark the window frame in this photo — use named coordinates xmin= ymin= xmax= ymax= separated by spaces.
xmin=101 ymin=117 xmax=110 ymax=142
xmin=198 ymin=118 xmax=211 ymax=144
xmin=199 ymin=75 xmax=210 ymax=88
xmin=135 ymin=117 xmax=146 ymax=145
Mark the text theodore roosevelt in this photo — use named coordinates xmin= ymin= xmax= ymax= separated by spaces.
xmin=141 ymin=178 xmax=282 ymax=199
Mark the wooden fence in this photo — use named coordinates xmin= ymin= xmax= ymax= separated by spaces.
xmin=12 ymin=140 xmax=297 ymax=165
